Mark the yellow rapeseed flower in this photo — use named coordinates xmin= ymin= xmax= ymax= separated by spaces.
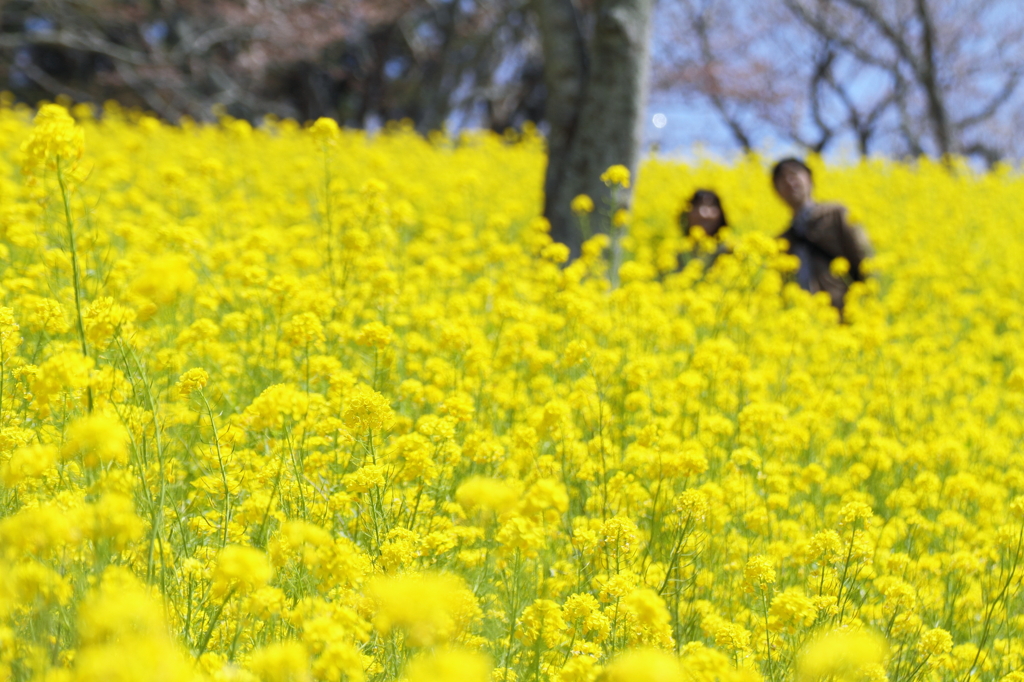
xmin=2 ymin=101 xmax=1024 ymax=682
xmin=21 ymin=104 xmax=84 ymax=174
xmin=600 ymin=164 xmax=631 ymax=188
xmin=250 ymin=641 xmax=312 ymax=682
xmin=603 ymin=649 xmax=683 ymax=682
xmin=571 ymin=194 xmax=595 ymax=214
xmin=797 ymin=630 xmax=887 ymax=682
xmin=62 ymin=411 xmax=130 ymax=467
xmin=404 ymin=648 xmax=491 ymax=682
xmin=176 ymin=367 xmax=209 ymax=397
xmin=212 ymin=545 xmax=273 ymax=597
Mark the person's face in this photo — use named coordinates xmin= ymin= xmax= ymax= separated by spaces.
xmin=688 ymin=198 xmax=722 ymax=235
xmin=774 ymin=164 xmax=813 ymax=209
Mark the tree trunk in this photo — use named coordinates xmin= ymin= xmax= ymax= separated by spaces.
xmin=533 ymin=0 xmax=587 ymax=249
xmin=535 ymin=0 xmax=654 ymax=259
xmin=912 ymin=0 xmax=953 ymax=156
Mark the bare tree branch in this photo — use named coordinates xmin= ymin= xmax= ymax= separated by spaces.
xmin=831 ymin=0 xmax=924 ymax=73
xmin=0 ymin=29 xmax=149 ymax=65
xmin=772 ymin=0 xmax=1024 ymax=160
xmin=957 ymin=71 xmax=1022 ymax=132
xmin=781 ymin=0 xmax=899 ymax=71
xmin=805 ymin=44 xmax=837 ymax=152
xmin=168 ymin=24 xmax=253 ymax=61
xmin=16 ymin=60 xmax=96 ymax=102
xmin=690 ymin=3 xmax=754 ymax=152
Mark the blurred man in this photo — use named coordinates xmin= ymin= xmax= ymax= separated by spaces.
xmin=772 ymin=158 xmax=873 ymax=313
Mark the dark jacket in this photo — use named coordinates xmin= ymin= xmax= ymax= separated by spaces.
xmin=779 ymin=202 xmax=873 ymax=310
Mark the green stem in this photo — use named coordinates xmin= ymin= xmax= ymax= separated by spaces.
xmin=201 ymin=392 xmax=231 ymax=549
xmin=195 ymin=587 xmax=236 ymax=657
xmin=762 ymin=587 xmax=774 ymax=681
xmin=57 ymin=159 xmax=92 ymax=412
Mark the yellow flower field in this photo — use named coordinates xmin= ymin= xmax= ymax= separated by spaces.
xmin=1 ymin=102 xmax=1024 ymax=682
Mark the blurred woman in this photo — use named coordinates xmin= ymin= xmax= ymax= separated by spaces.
xmin=682 ymin=189 xmax=728 ymax=238
xmin=678 ymin=189 xmax=730 ymax=271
